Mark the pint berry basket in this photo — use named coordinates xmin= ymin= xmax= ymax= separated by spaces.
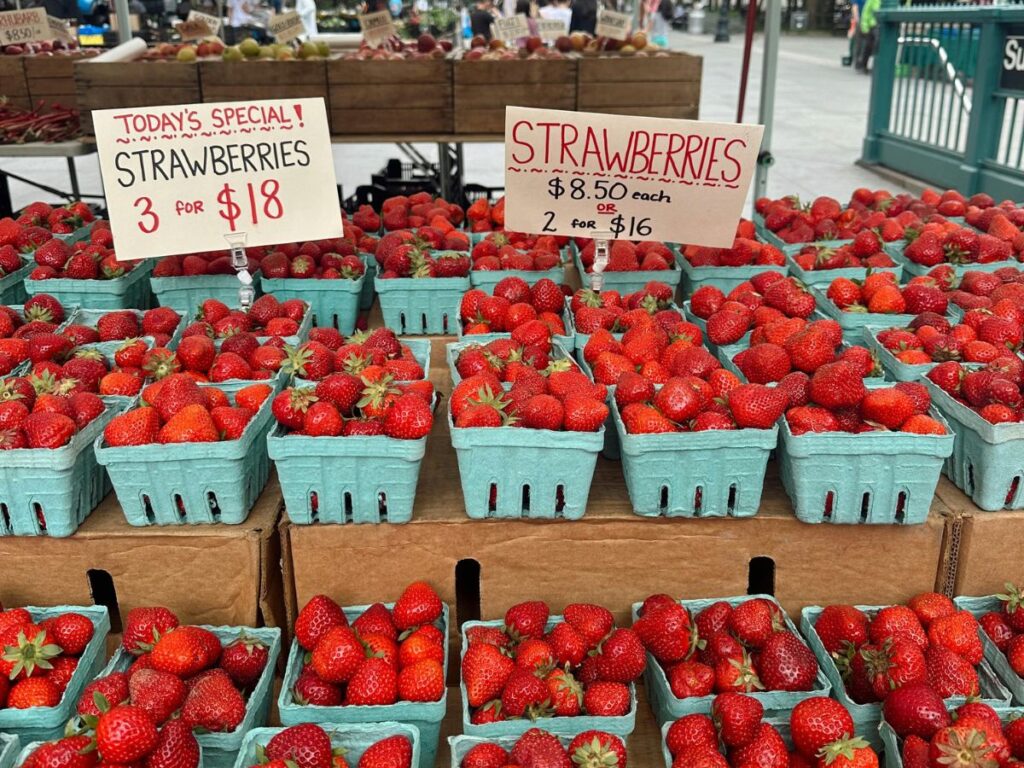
xmin=94 ymin=391 xmax=274 ymax=526
xmin=571 ymin=248 xmax=682 ymax=295
xmin=884 ymin=242 xmax=1015 ymax=278
xmin=0 ymin=401 xmax=124 ymax=537
xmin=0 ymin=735 xmax=18 ymax=768
xmin=783 ymin=243 xmax=901 ymax=286
xmin=611 ymin=400 xmax=778 ymax=518
xmin=954 ymin=594 xmax=1024 ymax=706
xmin=99 ymin=625 xmax=281 ymax=768
xmin=277 ymin=603 xmax=447 ymax=768
xmin=234 ymin=725 xmax=420 ymax=768
xmin=151 ymin=273 xmax=264 ymax=314
xmin=376 ymin=273 xmax=469 ymax=335
xmin=0 ymin=259 xmax=32 ymax=305
xmin=259 ymin=274 xmax=365 ymax=334
xmin=810 ymin=286 xmax=922 ymax=344
xmin=0 ymin=605 xmax=110 ymax=742
xmin=25 ymin=260 xmax=154 ymax=311
xmin=359 ymin=253 xmax=377 ymax=311
xmin=862 ymin=327 xmax=937 ymax=383
xmin=675 ymin=252 xmax=788 ymax=297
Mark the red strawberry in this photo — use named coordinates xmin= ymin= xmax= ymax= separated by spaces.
xmin=121 ymin=607 xmax=179 ymax=654
xmin=266 ymin=723 xmax=334 ymax=768
xmin=144 ymin=718 xmax=200 ymax=768
xmin=220 ymin=633 xmax=269 ymax=690
xmin=180 ymin=668 xmax=247 ymax=732
xmin=128 ymin=668 xmax=186 ymax=725
xmin=96 ymin=705 xmax=159 ymax=763
xmin=712 ymin=692 xmax=764 ymax=748
xmin=789 ymin=696 xmax=854 ymax=758
xmin=295 ymin=595 xmax=348 ymax=651
xmin=357 ymin=735 xmax=412 ymax=768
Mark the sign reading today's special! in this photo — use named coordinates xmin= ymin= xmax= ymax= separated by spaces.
xmin=92 ymin=98 xmax=342 ymax=261
xmin=503 ymin=106 xmax=763 ymax=248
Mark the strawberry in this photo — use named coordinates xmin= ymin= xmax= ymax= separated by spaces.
xmin=357 ymin=735 xmax=412 ymax=768
xmin=28 ymin=736 xmax=96 ymax=768
xmin=144 ymin=718 xmax=200 ymax=768
xmin=122 ymin=607 xmax=179 ymax=654
xmin=712 ymin=692 xmax=764 ymax=748
xmin=790 ymin=696 xmax=854 ymax=758
xmin=869 ymin=605 xmax=927 ymax=648
xmin=462 ymin=642 xmax=515 ymax=707
xmin=266 ymin=724 xmax=334 ymax=768
xmin=293 ymin=669 xmax=342 ymax=706
xmin=220 ymin=633 xmax=269 ymax=690
xmin=501 ymin=667 xmax=549 ymax=717
xmin=728 ymin=384 xmax=787 ymax=429
xmin=23 ymin=411 xmax=76 ymax=448
xmin=814 ymin=604 xmax=869 ymax=655
xmin=510 ymin=730 xmax=568 ymax=768
xmin=383 ymin=394 xmax=433 ymax=439
xmin=593 ymin=628 xmax=645 ymax=682
xmin=563 ymin=603 xmax=614 ymax=649
xmin=345 ymin=657 xmax=397 ymax=704
xmin=756 ymin=630 xmax=818 ymax=691
xmin=393 ymin=581 xmax=443 ymax=631
xmin=46 ymin=611 xmax=94 ymax=655
xmin=881 ymin=680 xmax=950 ymax=739
xmin=396 ymin=658 xmax=444 ymax=702
xmin=95 ymin=705 xmax=159 ymax=762
xmin=505 ymin=601 xmax=549 ymax=641
xmin=925 ymin=644 xmax=979 ymax=698
xmin=78 ymin=672 xmax=130 ymax=715
xmin=352 ymin=603 xmax=397 ymax=640
xmin=150 ymin=625 xmax=219 ymax=677
xmin=7 ymin=676 xmax=60 ymax=707
xmin=158 ymin=404 xmax=218 ymax=444
xmin=562 ymin=394 xmax=608 ymax=432
xmin=816 ymin=737 xmax=878 ymax=768
xmin=310 ymin=625 xmax=363 ymax=684
xmin=128 ymin=668 xmax=186 ymax=725
xmin=461 ymin=743 xmax=508 ymax=768
xmin=567 ymin=732 xmax=625 ymax=768
xmin=633 ymin=602 xmax=691 ymax=664
xmin=544 ymin=667 xmax=583 ymax=715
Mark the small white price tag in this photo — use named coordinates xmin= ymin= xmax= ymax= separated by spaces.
xmin=537 ymin=18 xmax=565 ymax=40
xmin=358 ymin=10 xmax=395 ymax=46
xmin=268 ymin=10 xmax=304 ymax=43
xmin=491 ymin=13 xmax=530 ymax=41
xmin=504 ymin=106 xmax=764 ymax=248
xmin=92 ymin=98 xmax=343 ymax=260
xmin=0 ymin=8 xmax=49 ymax=46
xmin=595 ymin=8 xmax=631 ymax=40
xmin=177 ymin=10 xmax=221 ymax=39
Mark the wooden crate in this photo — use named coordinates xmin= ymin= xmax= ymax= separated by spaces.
xmin=327 ymin=57 xmax=452 ymax=136
xmin=200 ymin=59 xmax=328 ymax=104
xmin=24 ymin=55 xmax=82 ymax=112
xmin=74 ymin=60 xmax=202 ymax=134
xmin=577 ymin=51 xmax=702 ymax=120
xmin=0 ymin=57 xmax=31 ymax=111
xmin=453 ymin=56 xmax=576 ymax=135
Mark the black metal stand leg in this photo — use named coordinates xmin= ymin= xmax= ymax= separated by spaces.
xmin=66 ymin=157 xmax=81 ymax=201
xmin=437 ymin=142 xmax=452 ymax=200
xmin=0 ymin=170 xmax=12 ymax=218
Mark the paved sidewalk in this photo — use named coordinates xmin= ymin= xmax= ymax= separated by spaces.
xmin=0 ymin=31 xmax=909 ymax=213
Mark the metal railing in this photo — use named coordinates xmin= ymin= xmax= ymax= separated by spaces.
xmin=862 ymin=3 xmax=1024 ymax=199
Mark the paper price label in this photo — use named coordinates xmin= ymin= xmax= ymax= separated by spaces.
xmin=93 ymin=98 xmax=342 ymax=260
xmin=48 ymin=16 xmax=75 ymax=42
xmin=268 ymin=10 xmax=303 ymax=42
xmin=0 ymin=8 xmax=49 ymax=46
xmin=595 ymin=8 xmax=630 ymax=40
xmin=504 ymin=107 xmax=763 ymax=247
xmin=359 ymin=10 xmax=395 ymax=45
xmin=491 ymin=13 xmax=529 ymax=41
xmin=177 ymin=10 xmax=221 ymax=39
xmin=537 ymin=18 xmax=565 ymax=40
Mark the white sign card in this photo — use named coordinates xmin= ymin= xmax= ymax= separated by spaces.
xmin=268 ymin=10 xmax=304 ymax=43
xmin=595 ymin=8 xmax=631 ymax=40
xmin=491 ymin=13 xmax=530 ymax=41
xmin=358 ymin=10 xmax=395 ymax=46
xmin=0 ymin=8 xmax=49 ymax=46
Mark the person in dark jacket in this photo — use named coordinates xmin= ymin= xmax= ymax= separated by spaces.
xmin=569 ymin=0 xmax=595 ymax=33
xmin=469 ymin=0 xmax=496 ymax=38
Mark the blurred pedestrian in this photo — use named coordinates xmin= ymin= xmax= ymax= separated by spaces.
xmin=470 ymin=0 xmax=496 ymax=38
xmin=570 ymin=0 xmax=595 ymax=33
xmin=856 ymin=0 xmax=879 ymax=72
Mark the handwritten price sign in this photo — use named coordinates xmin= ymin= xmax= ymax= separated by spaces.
xmin=504 ymin=107 xmax=763 ymax=247
xmin=359 ymin=10 xmax=395 ymax=46
xmin=177 ymin=10 xmax=221 ymax=39
xmin=0 ymin=8 xmax=49 ymax=46
xmin=92 ymin=98 xmax=342 ymax=260
xmin=595 ymin=9 xmax=630 ymax=40
xmin=492 ymin=13 xmax=529 ymax=41
xmin=268 ymin=10 xmax=304 ymax=42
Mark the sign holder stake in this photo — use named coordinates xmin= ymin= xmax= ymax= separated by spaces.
xmin=225 ymin=232 xmax=255 ymax=309
xmin=590 ymin=230 xmax=611 ymax=291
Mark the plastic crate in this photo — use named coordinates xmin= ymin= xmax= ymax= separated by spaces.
xmin=25 ymin=260 xmax=154 ymax=310
xmin=100 ymin=625 xmax=280 ymax=768
xmin=376 ymin=275 xmax=468 ymax=335
xmin=923 ymin=379 xmax=1024 ymax=510
xmin=151 ymin=273 xmax=264 ymax=314
xmin=810 ymin=286 xmax=922 ymax=344
xmin=612 ymin=400 xmax=777 ymax=518
xmin=777 ymin=407 xmax=954 ymax=524
xmin=460 ymin=617 xmax=637 ymax=739
xmin=783 ymin=247 xmax=901 ymax=286
xmin=884 ymin=242 xmax=1017 ymax=278
xmin=0 ymin=401 xmax=123 ymax=537
xmin=234 ymin=725 xmax=420 ymax=768
xmin=801 ymin=604 xmax=1013 ymax=749
xmin=635 ymin=595 xmax=831 ymax=726
xmin=359 ymin=254 xmax=377 ymax=311
xmin=675 ymin=251 xmax=788 ymax=298
xmin=259 ymin=275 xmax=364 ymax=334
xmin=863 ymin=326 xmax=937 ymax=382
xmin=94 ymin=392 xmax=274 ymax=526
xmin=571 ymin=247 xmax=682 ymax=295
xmin=278 ymin=604 xmax=446 ymax=768
xmin=955 ymin=594 xmax=1024 ymax=706
xmin=0 ymin=605 xmax=110 ymax=742
xmin=0 ymin=260 xmax=32 ymax=305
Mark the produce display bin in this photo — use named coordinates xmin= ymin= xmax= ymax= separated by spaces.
xmin=235 ymin=725 xmax=420 ymax=768
xmin=612 ymin=400 xmax=778 ymax=518
xmin=376 ymin=275 xmax=469 ymax=335
xmin=863 ymin=326 xmax=937 ymax=382
xmin=783 ymin=246 xmax=901 ymax=286
xmin=884 ymin=242 xmax=1017 ymax=278
xmin=469 ymin=265 xmax=566 ymax=290
xmin=0 ymin=605 xmax=110 ymax=742
xmin=99 ymin=625 xmax=281 ymax=768
xmin=923 ymin=379 xmax=1024 ymax=510
xmin=571 ymin=247 xmax=682 ymax=295
xmin=777 ymin=407 xmax=954 ymax=524
xmin=576 ymin=52 xmax=701 ymax=120
xmin=801 ymin=603 xmax=1012 ymax=749
xmin=635 ymin=595 xmax=830 ymax=726
xmin=0 ymin=260 xmax=32 ymax=305
xmin=94 ymin=392 xmax=274 ymax=526
xmin=24 ymin=260 xmax=154 ymax=311
xmin=810 ymin=285 xmax=921 ymax=344
xmin=199 ymin=59 xmax=327 ymax=104
xmin=460 ymin=617 xmax=637 ymax=739
xmin=260 ymin=275 xmax=364 ymax=333
xmin=0 ymin=401 xmax=123 ymax=537
xmin=73 ymin=60 xmax=201 ymax=135
xmin=23 ymin=55 xmax=82 ymax=113
xmin=0 ymin=57 xmax=30 ymax=110
xmin=955 ymin=594 xmax=1024 ymax=705
xmin=453 ymin=56 xmax=575 ymax=135
xmin=151 ymin=273 xmax=264 ymax=314
xmin=277 ymin=604 xmax=446 ymax=768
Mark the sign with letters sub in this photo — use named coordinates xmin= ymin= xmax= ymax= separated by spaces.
xmin=492 ymin=13 xmax=530 ymax=41
xmin=268 ymin=10 xmax=304 ymax=43
xmin=359 ymin=10 xmax=395 ymax=46
xmin=504 ymin=106 xmax=763 ymax=247
xmin=0 ymin=8 xmax=49 ymax=46
xmin=92 ymin=99 xmax=342 ymax=261
xmin=537 ymin=18 xmax=566 ymax=40
xmin=595 ymin=8 xmax=630 ymax=40
xmin=1002 ymin=26 xmax=1024 ymax=91
xmin=176 ymin=10 xmax=221 ymax=40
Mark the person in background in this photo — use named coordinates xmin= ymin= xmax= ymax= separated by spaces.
xmin=539 ymin=0 xmax=571 ymax=32
xmin=849 ymin=0 xmax=865 ymax=70
xmin=226 ymin=0 xmax=253 ymax=43
xmin=569 ymin=0 xmax=595 ymax=33
xmin=297 ymin=0 xmax=316 ymax=37
xmin=469 ymin=0 xmax=496 ymax=38
xmin=856 ymin=0 xmax=879 ymax=72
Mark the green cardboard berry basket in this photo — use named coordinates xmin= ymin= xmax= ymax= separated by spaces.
xmin=809 ymin=286 xmax=922 ymax=344
xmin=777 ymin=404 xmax=954 ymax=524
xmin=0 ymin=400 xmax=124 ymax=537
xmin=66 ymin=307 xmax=188 ymax=354
xmin=0 ymin=735 xmax=18 ymax=768
xmin=376 ymin=274 xmax=469 ymax=335
xmin=456 ymin=307 xmax=575 ymax=358
xmin=359 ymin=253 xmax=377 ymax=311
xmin=879 ymin=706 xmax=1024 ymax=768
xmin=460 ymin=617 xmax=637 ymax=739
xmin=659 ymin=717 xmax=799 ymax=768
xmin=291 ymin=338 xmax=432 ymax=391
xmin=923 ymin=378 xmax=1024 ymax=510
xmin=675 ymin=250 xmax=788 ymax=298
xmin=234 ymin=724 xmax=420 ymax=768
xmin=0 ymin=605 xmax=110 ymax=742
xmin=94 ymin=390 xmax=274 ymax=526
xmin=277 ymin=604 xmax=446 ymax=768
xmin=955 ymin=594 xmax=1024 ymax=706
xmin=634 ymin=595 xmax=830 ymax=727
xmin=801 ymin=603 xmax=1012 ymax=750
xmin=25 ymin=260 xmax=154 ymax=311
xmin=884 ymin=242 xmax=1017 ymax=278
xmin=567 ymin=302 xmax=686 ymax=356
xmin=469 ymin=265 xmax=565 ymax=289
xmin=449 ymin=731 xmax=587 ymax=768
xmin=99 ymin=625 xmax=280 ymax=768
xmin=0 ymin=260 xmax=32 ymax=305
xmin=611 ymin=400 xmax=778 ymax=518
xmin=571 ymin=246 xmax=681 ymax=295
xmin=15 ymin=741 xmax=205 ymax=768
xmin=574 ymin=352 xmax=620 ymax=461
xmin=863 ymin=326 xmax=937 ymax=382
xmin=151 ymin=272 xmax=264 ymax=314
xmin=446 ymin=339 xmax=581 ymax=387
xmin=783 ymin=246 xmax=901 ymax=286
xmin=210 ymin=302 xmax=313 ymax=349
xmin=259 ymin=275 xmax=365 ymax=334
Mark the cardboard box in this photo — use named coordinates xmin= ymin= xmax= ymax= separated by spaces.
xmin=0 ymin=473 xmax=286 ymax=631
xmin=942 ymin=486 xmax=1024 ymax=598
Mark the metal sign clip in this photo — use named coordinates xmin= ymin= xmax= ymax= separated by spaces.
xmin=224 ymin=232 xmax=255 ymax=309
xmin=590 ymin=230 xmax=612 ymax=291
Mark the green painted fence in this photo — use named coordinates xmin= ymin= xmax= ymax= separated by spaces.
xmin=862 ymin=2 xmax=1024 ymax=199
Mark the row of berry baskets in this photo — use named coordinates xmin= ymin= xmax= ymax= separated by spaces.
xmin=7 ymin=584 xmax=1024 ymax=768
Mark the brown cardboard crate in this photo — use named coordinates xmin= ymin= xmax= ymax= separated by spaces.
xmin=24 ymin=55 xmax=83 ymax=112
xmin=577 ymin=51 xmax=702 ymax=119
xmin=74 ymin=60 xmax=202 ymax=133
xmin=327 ymin=57 xmax=452 ymax=135
xmin=200 ymin=59 xmax=328 ymax=103
xmin=0 ymin=57 xmax=31 ymax=110
xmin=453 ymin=56 xmax=576 ymax=135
